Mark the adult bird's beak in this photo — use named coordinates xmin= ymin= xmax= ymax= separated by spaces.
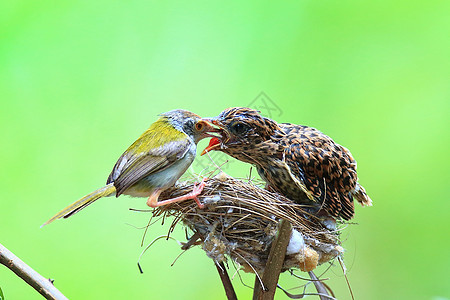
xmin=200 ymin=118 xmax=228 ymax=156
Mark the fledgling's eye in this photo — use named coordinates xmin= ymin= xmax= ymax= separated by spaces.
xmin=231 ymin=122 xmax=248 ymax=135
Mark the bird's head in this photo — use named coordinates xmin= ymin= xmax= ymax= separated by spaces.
xmin=200 ymin=107 xmax=279 ymax=159
xmin=160 ymin=109 xmax=221 ymax=144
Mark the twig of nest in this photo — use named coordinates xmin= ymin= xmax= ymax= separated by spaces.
xmin=155 ymin=172 xmax=344 ymax=275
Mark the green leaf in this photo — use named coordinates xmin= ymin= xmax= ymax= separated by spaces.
xmin=0 ymin=286 xmax=4 ymax=300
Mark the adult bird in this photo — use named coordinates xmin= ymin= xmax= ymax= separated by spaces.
xmin=201 ymin=107 xmax=372 ymax=221
xmin=42 ymin=109 xmax=217 ymax=227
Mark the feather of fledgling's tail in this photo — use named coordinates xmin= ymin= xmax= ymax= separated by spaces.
xmin=41 ymin=183 xmax=116 ymax=227
xmin=353 ymin=183 xmax=372 ymax=206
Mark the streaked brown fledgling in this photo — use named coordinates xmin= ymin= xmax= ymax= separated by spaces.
xmin=201 ymin=107 xmax=372 ymax=221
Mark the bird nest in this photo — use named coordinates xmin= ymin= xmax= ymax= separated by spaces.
xmin=154 ymin=172 xmax=343 ymax=275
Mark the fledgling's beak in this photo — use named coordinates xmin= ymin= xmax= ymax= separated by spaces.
xmin=199 ymin=118 xmax=227 ymax=156
xmin=201 ymin=137 xmax=222 ymax=156
xmin=201 ymin=117 xmax=218 ymax=126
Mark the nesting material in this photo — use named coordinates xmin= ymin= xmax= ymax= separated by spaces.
xmin=155 ymin=172 xmax=343 ymax=275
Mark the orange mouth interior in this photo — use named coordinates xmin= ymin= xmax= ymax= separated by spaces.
xmin=201 ymin=137 xmax=221 ymax=156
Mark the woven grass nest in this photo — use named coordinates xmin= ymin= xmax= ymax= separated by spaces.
xmin=155 ymin=172 xmax=344 ymax=275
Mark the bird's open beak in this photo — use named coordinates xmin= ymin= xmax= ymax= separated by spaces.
xmin=200 ymin=118 xmax=228 ymax=156
xmin=201 ymin=137 xmax=221 ymax=156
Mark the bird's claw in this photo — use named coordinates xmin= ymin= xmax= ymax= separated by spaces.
xmin=192 ymin=178 xmax=207 ymax=209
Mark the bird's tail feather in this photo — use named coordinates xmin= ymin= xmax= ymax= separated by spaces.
xmin=41 ymin=183 xmax=116 ymax=227
xmin=353 ymin=183 xmax=372 ymax=206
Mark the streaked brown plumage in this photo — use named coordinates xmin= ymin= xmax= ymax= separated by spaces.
xmin=202 ymin=107 xmax=372 ymax=220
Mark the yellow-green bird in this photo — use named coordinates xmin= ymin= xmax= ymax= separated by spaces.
xmin=42 ymin=109 xmax=217 ymax=227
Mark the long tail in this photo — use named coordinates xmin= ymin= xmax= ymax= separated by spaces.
xmin=41 ymin=183 xmax=116 ymax=227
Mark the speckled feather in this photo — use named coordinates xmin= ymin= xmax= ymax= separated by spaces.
xmin=211 ymin=107 xmax=372 ymax=220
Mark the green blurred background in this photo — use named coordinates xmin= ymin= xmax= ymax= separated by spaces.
xmin=1 ymin=0 xmax=449 ymax=299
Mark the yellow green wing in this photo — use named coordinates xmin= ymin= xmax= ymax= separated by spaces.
xmin=107 ymin=118 xmax=191 ymax=196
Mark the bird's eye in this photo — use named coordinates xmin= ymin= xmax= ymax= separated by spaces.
xmin=231 ymin=122 xmax=248 ymax=135
xmin=195 ymin=121 xmax=205 ymax=131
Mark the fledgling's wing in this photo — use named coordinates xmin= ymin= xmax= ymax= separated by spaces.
xmin=107 ymin=119 xmax=191 ymax=196
xmin=281 ymin=124 xmax=358 ymax=220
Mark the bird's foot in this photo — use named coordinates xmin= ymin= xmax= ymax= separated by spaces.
xmin=146 ymin=178 xmax=207 ymax=209
xmin=191 ymin=178 xmax=207 ymax=209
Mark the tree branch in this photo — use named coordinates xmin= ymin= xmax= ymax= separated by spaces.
xmin=215 ymin=261 xmax=238 ymax=300
xmin=253 ymin=219 xmax=292 ymax=300
xmin=0 ymin=243 xmax=68 ymax=300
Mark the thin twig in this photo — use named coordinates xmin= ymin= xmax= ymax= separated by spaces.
xmin=181 ymin=231 xmax=202 ymax=250
xmin=277 ymin=283 xmax=336 ymax=300
xmin=215 ymin=261 xmax=238 ymax=300
xmin=0 ymin=243 xmax=68 ymax=300
xmin=338 ymin=256 xmax=354 ymax=300
xmin=308 ymin=271 xmax=336 ymax=300
xmin=253 ymin=219 xmax=292 ymax=300
xmin=137 ymin=235 xmax=178 ymax=273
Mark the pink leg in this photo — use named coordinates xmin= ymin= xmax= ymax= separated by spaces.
xmin=146 ymin=179 xmax=207 ymax=209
